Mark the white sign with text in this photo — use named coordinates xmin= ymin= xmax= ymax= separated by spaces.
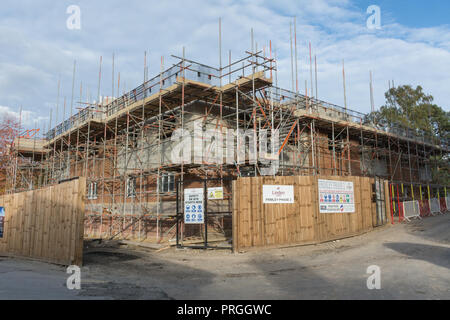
xmin=318 ymin=179 xmax=355 ymax=213
xmin=184 ymin=188 xmax=204 ymax=224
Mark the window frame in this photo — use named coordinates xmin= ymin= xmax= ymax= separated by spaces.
xmin=159 ymin=173 xmax=175 ymax=193
xmin=126 ymin=177 xmax=137 ymax=198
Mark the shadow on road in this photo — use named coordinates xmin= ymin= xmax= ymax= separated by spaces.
xmin=245 ymin=253 xmax=373 ymax=300
xmin=384 ymin=242 xmax=450 ymax=269
xmin=404 ymin=215 xmax=450 ymax=244
xmin=80 ymin=247 xmax=216 ymax=300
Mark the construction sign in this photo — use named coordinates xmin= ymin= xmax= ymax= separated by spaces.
xmin=263 ymin=185 xmax=295 ymax=204
xmin=318 ymin=179 xmax=355 ymax=213
xmin=208 ymin=187 xmax=224 ymax=200
xmin=184 ymin=188 xmax=204 ymax=224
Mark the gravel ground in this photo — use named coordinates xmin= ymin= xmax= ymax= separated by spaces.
xmin=0 ymin=214 xmax=449 ymax=300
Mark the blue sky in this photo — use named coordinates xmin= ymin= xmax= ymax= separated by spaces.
xmin=353 ymin=0 xmax=450 ymax=28
xmin=0 ymin=0 xmax=449 ymax=131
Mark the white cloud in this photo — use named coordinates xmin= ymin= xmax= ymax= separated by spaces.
xmin=0 ymin=0 xmax=448 ymax=133
xmin=0 ymin=105 xmax=49 ymax=132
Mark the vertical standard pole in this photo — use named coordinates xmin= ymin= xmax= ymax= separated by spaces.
xmin=236 ymin=87 xmax=240 ymax=175
xmin=444 ymin=187 xmax=447 ymax=211
xmin=68 ymin=60 xmax=76 ymax=179
xmin=289 ymin=22 xmax=295 ymax=93
xmin=219 ymin=18 xmax=222 ymax=74
xmin=229 ymin=50 xmax=232 ymax=84
xmin=111 ymin=116 xmax=118 ymax=236
xmin=100 ymin=123 xmax=106 ymax=239
xmin=388 ymin=137 xmax=393 ymax=180
xmin=31 ymin=121 xmax=37 ymax=189
xmin=398 ymin=137 xmax=403 ymax=184
xmin=317 ymin=126 xmax=321 ymax=175
xmin=97 ymin=56 xmax=102 ymax=107
xmin=407 ymin=140 xmax=413 ymax=185
xmin=181 ymin=47 xmax=186 ymax=238
xmin=118 ymin=72 xmax=121 ymax=97
xmin=370 ymin=71 xmax=375 ymax=113
xmin=84 ymin=114 xmax=91 ymax=177
xmin=60 ymin=97 xmax=66 ymax=175
xmin=332 ymin=122 xmax=336 ymax=175
xmin=14 ymin=107 xmax=22 ymax=192
xmin=157 ymin=56 xmax=164 ymax=242
xmin=342 ymin=59 xmax=347 ymax=113
xmin=423 ymin=143 xmax=428 ymax=181
xmin=360 ymin=122 xmax=364 ymax=176
xmin=46 ymin=109 xmax=53 ymax=186
xmin=138 ymin=50 xmax=147 ymax=241
xmin=218 ymin=20 xmax=224 ymax=181
xmin=112 ymin=53 xmax=115 ymax=99
xmin=74 ymin=81 xmax=82 ymax=177
xmin=314 ymin=55 xmax=318 ymax=100
xmin=305 ymin=80 xmax=309 ymax=110
xmin=427 ymin=184 xmax=431 ymax=215
xmin=251 ymin=28 xmax=257 ymax=177
xmin=396 ymin=184 xmax=402 ymax=222
xmin=309 ymin=42 xmax=313 ymax=101
xmin=122 ymin=112 xmax=130 ymax=236
xmin=310 ymin=120 xmax=315 ymax=175
xmin=274 ymin=48 xmax=278 ymax=89
xmin=347 ymin=126 xmax=351 ymax=175
xmin=204 ymin=179 xmax=208 ymax=248
xmin=176 ymin=181 xmax=179 ymax=248
xmin=52 ymin=78 xmax=61 ymax=183
xmin=389 ymin=183 xmax=394 ymax=224
xmin=294 ymin=17 xmax=298 ymax=94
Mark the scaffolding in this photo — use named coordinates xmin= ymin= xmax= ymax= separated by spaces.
xmin=6 ymin=47 xmax=450 ymax=242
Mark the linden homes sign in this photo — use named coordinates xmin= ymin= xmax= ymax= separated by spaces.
xmin=262 ymin=185 xmax=295 ymax=204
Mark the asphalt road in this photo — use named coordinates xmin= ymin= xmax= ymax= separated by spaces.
xmin=0 ymin=214 xmax=449 ymax=300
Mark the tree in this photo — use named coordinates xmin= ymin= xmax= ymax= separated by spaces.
xmin=0 ymin=115 xmax=21 ymax=194
xmin=364 ymin=85 xmax=450 ymax=186
xmin=365 ymin=85 xmax=449 ymax=136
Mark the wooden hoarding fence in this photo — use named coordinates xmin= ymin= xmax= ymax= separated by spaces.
xmin=0 ymin=177 xmax=86 ymax=266
xmin=233 ymin=175 xmax=387 ymax=251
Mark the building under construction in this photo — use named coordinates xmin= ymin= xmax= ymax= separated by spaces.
xmin=5 ymin=48 xmax=449 ymax=245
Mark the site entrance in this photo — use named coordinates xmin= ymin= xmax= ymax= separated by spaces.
xmin=176 ymin=178 xmax=233 ymax=249
xmin=373 ymin=176 xmax=388 ymax=227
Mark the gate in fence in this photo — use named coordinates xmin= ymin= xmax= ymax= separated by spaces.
xmin=176 ymin=178 xmax=233 ymax=249
xmin=373 ymin=177 xmax=387 ymax=227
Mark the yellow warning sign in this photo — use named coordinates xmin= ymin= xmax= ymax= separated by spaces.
xmin=208 ymin=187 xmax=224 ymax=200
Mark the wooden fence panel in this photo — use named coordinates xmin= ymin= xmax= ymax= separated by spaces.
xmin=384 ymin=180 xmax=392 ymax=224
xmin=0 ymin=177 xmax=85 ymax=265
xmin=233 ymin=175 xmax=384 ymax=251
